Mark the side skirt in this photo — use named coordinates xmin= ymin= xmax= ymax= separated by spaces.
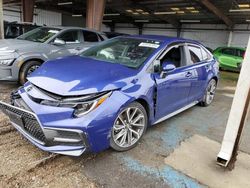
xmin=153 ymin=101 xmax=199 ymax=125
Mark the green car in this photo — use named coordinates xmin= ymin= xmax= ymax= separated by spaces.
xmin=213 ymin=47 xmax=245 ymax=71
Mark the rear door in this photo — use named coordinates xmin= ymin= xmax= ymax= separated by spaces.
xmin=185 ymin=44 xmax=211 ymax=103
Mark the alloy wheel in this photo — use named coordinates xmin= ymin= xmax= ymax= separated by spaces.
xmin=27 ymin=65 xmax=40 ymax=76
xmin=206 ymin=79 xmax=217 ymax=105
xmin=112 ymin=107 xmax=146 ymax=148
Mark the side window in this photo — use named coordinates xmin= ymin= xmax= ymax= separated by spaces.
xmin=221 ymin=48 xmax=235 ymax=56
xmin=161 ymin=46 xmax=182 ymax=68
xmin=83 ymin=30 xmax=99 ymax=42
xmin=236 ymin=49 xmax=245 ymax=58
xmin=57 ymin=30 xmax=80 ymax=44
xmin=201 ymin=47 xmax=211 ymax=61
xmin=188 ymin=46 xmax=202 ymax=64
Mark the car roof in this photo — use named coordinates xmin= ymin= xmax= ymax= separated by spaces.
xmin=39 ymin=26 xmax=105 ymax=34
xmin=124 ymin=34 xmax=201 ymax=45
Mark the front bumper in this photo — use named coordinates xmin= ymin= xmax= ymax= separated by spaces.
xmin=0 ymin=53 xmax=19 ymax=81
xmin=0 ymin=101 xmax=88 ymax=156
xmin=0 ymin=66 xmax=15 ymax=81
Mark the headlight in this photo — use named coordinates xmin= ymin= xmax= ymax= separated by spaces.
xmin=40 ymin=91 xmax=112 ymax=117
xmin=0 ymin=59 xmax=15 ymax=66
xmin=73 ymin=92 xmax=111 ymax=117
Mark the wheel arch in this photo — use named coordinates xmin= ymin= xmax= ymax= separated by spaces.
xmin=135 ymin=98 xmax=150 ymax=117
xmin=211 ymin=76 xmax=218 ymax=83
xmin=207 ymin=69 xmax=219 ymax=85
xmin=19 ymin=58 xmax=44 ymax=71
xmin=134 ymin=97 xmax=155 ymax=125
xmin=19 ymin=58 xmax=44 ymax=77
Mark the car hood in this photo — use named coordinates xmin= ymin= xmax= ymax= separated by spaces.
xmin=28 ymin=56 xmax=138 ymax=96
xmin=0 ymin=39 xmax=37 ymax=52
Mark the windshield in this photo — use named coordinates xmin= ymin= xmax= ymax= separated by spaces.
xmin=17 ymin=27 xmax=61 ymax=43
xmin=81 ymin=38 xmax=161 ymax=68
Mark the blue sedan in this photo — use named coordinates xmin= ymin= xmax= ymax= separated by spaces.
xmin=0 ymin=35 xmax=219 ymax=156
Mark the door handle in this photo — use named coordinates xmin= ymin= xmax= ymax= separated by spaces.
xmin=185 ymin=72 xmax=192 ymax=78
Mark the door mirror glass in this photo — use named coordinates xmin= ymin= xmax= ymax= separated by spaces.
xmin=53 ymin=38 xmax=66 ymax=46
xmin=162 ymin=62 xmax=176 ymax=72
xmin=161 ymin=62 xmax=176 ymax=78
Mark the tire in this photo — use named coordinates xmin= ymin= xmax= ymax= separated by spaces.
xmin=110 ymin=102 xmax=148 ymax=152
xmin=19 ymin=61 xmax=42 ymax=85
xmin=200 ymin=79 xmax=217 ymax=107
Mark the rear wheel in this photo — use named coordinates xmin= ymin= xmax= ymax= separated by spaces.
xmin=200 ymin=79 xmax=217 ymax=107
xmin=110 ymin=102 xmax=148 ymax=151
xmin=19 ymin=61 xmax=42 ymax=85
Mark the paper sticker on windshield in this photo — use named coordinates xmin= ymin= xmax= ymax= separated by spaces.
xmin=139 ymin=42 xmax=160 ymax=48
xmin=49 ymin=30 xmax=59 ymax=34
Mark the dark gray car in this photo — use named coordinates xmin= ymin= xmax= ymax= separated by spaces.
xmin=0 ymin=26 xmax=107 ymax=84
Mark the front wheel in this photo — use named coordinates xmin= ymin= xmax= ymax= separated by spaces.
xmin=200 ymin=79 xmax=217 ymax=107
xmin=110 ymin=102 xmax=148 ymax=151
xmin=19 ymin=61 xmax=42 ymax=85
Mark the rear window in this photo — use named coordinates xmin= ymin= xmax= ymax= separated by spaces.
xmin=188 ymin=46 xmax=202 ymax=63
xmin=201 ymin=47 xmax=211 ymax=61
xmin=236 ymin=49 xmax=245 ymax=58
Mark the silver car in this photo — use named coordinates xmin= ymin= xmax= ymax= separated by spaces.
xmin=0 ymin=26 xmax=107 ymax=84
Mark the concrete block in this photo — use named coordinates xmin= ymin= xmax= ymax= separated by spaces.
xmin=165 ymin=135 xmax=250 ymax=188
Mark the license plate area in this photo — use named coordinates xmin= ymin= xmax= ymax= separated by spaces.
xmin=5 ymin=109 xmax=24 ymax=128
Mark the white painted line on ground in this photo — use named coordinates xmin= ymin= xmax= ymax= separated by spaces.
xmin=219 ymin=93 xmax=235 ymax=98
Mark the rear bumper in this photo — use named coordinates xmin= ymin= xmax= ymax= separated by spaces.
xmin=0 ymin=101 xmax=88 ymax=156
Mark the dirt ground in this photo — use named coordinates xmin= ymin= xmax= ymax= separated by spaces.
xmin=0 ymin=83 xmax=96 ymax=188
xmin=0 ymin=71 xmax=248 ymax=188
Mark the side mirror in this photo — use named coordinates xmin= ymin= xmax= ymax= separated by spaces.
xmin=160 ymin=62 xmax=176 ymax=78
xmin=53 ymin=38 xmax=66 ymax=46
xmin=162 ymin=63 xmax=176 ymax=72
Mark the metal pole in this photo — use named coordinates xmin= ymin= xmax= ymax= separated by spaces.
xmin=217 ymin=36 xmax=250 ymax=170
xmin=0 ymin=0 xmax=4 ymax=39
xmin=227 ymin=31 xmax=233 ymax=47
xmin=177 ymin=27 xmax=181 ymax=38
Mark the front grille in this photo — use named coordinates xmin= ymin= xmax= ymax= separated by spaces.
xmin=0 ymin=102 xmax=46 ymax=144
xmin=22 ymin=117 xmax=46 ymax=143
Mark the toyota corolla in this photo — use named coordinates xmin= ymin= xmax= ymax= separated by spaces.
xmin=0 ymin=35 xmax=219 ymax=156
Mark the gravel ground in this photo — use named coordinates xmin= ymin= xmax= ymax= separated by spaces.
xmin=0 ymin=82 xmax=96 ymax=188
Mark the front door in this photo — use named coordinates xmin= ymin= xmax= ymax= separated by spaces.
xmin=51 ymin=29 xmax=83 ymax=57
xmin=154 ymin=44 xmax=194 ymax=120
